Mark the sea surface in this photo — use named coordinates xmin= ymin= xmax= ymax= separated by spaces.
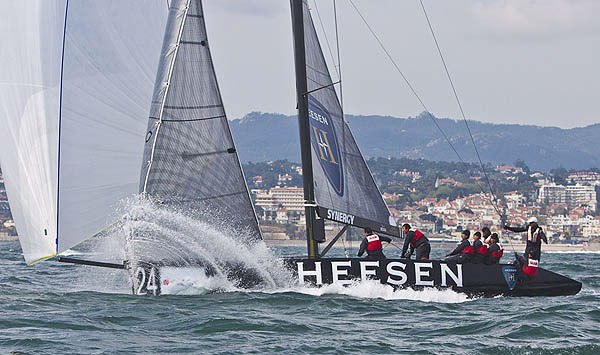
xmin=1 ymin=240 xmax=599 ymax=354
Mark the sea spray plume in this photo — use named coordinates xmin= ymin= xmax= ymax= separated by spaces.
xmin=118 ymin=196 xmax=294 ymax=292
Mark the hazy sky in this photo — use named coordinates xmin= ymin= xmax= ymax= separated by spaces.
xmin=201 ymin=0 xmax=600 ymax=128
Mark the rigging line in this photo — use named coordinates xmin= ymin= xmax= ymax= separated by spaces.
xmin=333 ymin=0 xmax=344 ymax=114
xmin=312 ymin=0 xmax=340 ymax=80
xmin=333 ymin=0 xmax=352 ymax=220
xmin=418 ymin=0 xmax=502 ymax=218
xmin=347 ymin=0 xmax=499 ymax=215
xmin=143 ymin=0 xmax=191 ymax=193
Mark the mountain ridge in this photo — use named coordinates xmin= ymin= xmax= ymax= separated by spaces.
xmin=230 ymin=112 xmax=600 ymax=171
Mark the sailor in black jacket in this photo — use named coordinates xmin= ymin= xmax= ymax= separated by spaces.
xmin=400 ymin=223 xmax=431 ymax=260
xmin=484 ymin=233 xmax=504 ymax=264
xmin=504 ymin=217 xmax=547 ymax=260
xmin=444 ymin=230 xmax=473 ymax=263
xmin=471 ymin=232 xmax=486 ymax=264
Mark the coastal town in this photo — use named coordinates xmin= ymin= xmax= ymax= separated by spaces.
xmin=1 ymin=161 xmax=599 ymax=246
xmin=245 ymin=159 xmax=600 ymax=246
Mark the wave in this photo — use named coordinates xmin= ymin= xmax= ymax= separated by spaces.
xmin=275 ymin=281 xmax=474 ymax=303
xmin=545 ymin=250 xmax=600 ymax=254
xmin=157 ymin=272 xmax=473 ymax=303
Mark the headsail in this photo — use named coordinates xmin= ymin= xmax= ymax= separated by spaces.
xmin=0 ymin=1 xmax=168 ymax=264
xmin=295 ymin=1 xmax=395 ymax=229
xmin=140 ymin=0 xmax=261 ymax=239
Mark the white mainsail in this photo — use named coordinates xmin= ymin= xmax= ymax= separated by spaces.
xmin=0 ymin=1 xmax=168 ymax=264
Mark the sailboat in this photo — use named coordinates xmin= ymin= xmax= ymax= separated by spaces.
xmin=283 ymin=0 xmax=582 ymax=297
xmin=0 ymin=0 xmax=264 ymax=294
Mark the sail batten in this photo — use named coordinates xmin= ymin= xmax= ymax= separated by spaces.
xmin=139 ymin=0 xmax=261 ymax=239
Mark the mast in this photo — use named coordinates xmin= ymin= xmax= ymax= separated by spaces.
xmin=291 ymin=0 xmax=318 ymax=258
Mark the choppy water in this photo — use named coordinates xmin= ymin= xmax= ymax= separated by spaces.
xmin=1 ymin=238 xmax=598 ymax=354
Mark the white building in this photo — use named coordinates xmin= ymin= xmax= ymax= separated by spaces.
xmin=538 ymin=183 xmax=597 ymax=211
xmin=504 ymin=191 xmax=526 ymax=209
xmin=255 ymin=186 xmax=304 ymax=214
xmin=567 ymin=171 xmax=600 ymax=186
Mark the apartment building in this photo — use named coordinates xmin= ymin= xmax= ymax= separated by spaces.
xmin=538 ymin=183 xmax=597 ymax=211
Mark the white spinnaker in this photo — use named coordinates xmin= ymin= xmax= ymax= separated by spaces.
xmin=0 ymin=1 xmax=168 ymax=264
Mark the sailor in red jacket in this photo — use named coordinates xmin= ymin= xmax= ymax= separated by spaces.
xmin=514 ymin=253 xmax=539 ymax=276
xmin=358 ymin=227 xmax=392 ymax=260
xmin=400 ymin=223 xmax=431 ymax=260
xmin=484 ymin=233 xmax=503 ymax=265
xmin=444 ymin=230 xmax=473 ymax=263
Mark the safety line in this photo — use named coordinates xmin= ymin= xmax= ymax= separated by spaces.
xmin=347 ymin=0 xmax=504 ymax=221
xmin=418 ymin=0 xmax=503 ymax=218
xmin=312 ymin=0 xmax=340 ymax=81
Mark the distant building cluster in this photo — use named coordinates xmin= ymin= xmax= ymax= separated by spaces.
xmin=538 ymin=183 xmax=597 ymax=211
xmin=253 ymin=186 xmax=305 ymax=225
xmin=250 ymin=167 xmax=600 ymax=244
xmin=567 ymin=171 xmax=600 ymax=185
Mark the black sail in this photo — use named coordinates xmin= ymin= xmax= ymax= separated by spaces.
xmin=299 ymin=1 xmax=394 ymax=227
xmin=140 ymin=0 xmax=260 ymax=239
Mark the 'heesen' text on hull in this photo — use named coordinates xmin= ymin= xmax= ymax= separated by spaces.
xmin=132 ymin=257 xmax=582 ymax=297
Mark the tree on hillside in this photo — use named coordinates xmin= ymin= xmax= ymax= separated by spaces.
xmin=550 ymin=167 xmax=568 ymax=185
xmin=514 ymin=159 xmax=531 ymax=174
xmin=419 ymin=213 xmax=436 ymax=222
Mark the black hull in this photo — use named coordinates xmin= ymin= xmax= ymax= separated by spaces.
xmin=286 ymin=257 xmax=582 ymax=297
xmin=130 ymin=257 xmax=581 ymax=297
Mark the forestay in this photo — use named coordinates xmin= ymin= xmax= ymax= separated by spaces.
xmin=300 ymin=1 xmax=395 ymax=227
xmin=0 ymin=1 xmax=168 ymax=264
xmin=140 ymin=0 xmax=261 ymax=239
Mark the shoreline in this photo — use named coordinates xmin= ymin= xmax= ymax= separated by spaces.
xmin=264 ymin=239 xmax=600 ymax=252
xmin=3 ymin=236 xmax=598 ymax=252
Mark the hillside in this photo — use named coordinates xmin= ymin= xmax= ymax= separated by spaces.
xmin=230 ymin=112 xmax=600 ymax=171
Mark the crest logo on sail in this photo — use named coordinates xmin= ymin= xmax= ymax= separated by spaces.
xmin=307 ymin=95 xmax=344 ymax=196
xmin=502 ymin=265 xmax=518 ymax=291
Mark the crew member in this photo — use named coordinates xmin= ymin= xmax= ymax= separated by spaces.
xmin=400 ymin=223 xmax=431 ymax=260
xmin=484 ymin=233 xmax=503 ymax=264
xmin=482 ymin=227 xmax=492 ymax=243
xmin=444 ymin=229 xmax=473 ymax=263
xmin=504 ymin=217 xmax=547 ymax=261
xmin=514 ymin=253 xmax=539 ymax=276
xmin=358 ymin=227 xmax=392 ymax=260
xmin=471 ymin=231 xmax=487 ymax=264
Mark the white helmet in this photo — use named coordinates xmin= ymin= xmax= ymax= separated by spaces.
xmin=527 ymin=217 xmax=538 ymax=224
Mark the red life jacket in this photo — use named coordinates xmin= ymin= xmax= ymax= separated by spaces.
xmin=523 ymin=258 xmax=539 ymax=276
xmin=366 ymin=234 xmax=383 ymax=251
xmin=489 ymin=243 xmax=503 ymax=259
xmin=461 ymin=241 xmax=474 ymax=254
xmin=476 ymin=242 xmax=488 ymax=256
xmin=411 ymin=230 xmax=424 ymax=246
